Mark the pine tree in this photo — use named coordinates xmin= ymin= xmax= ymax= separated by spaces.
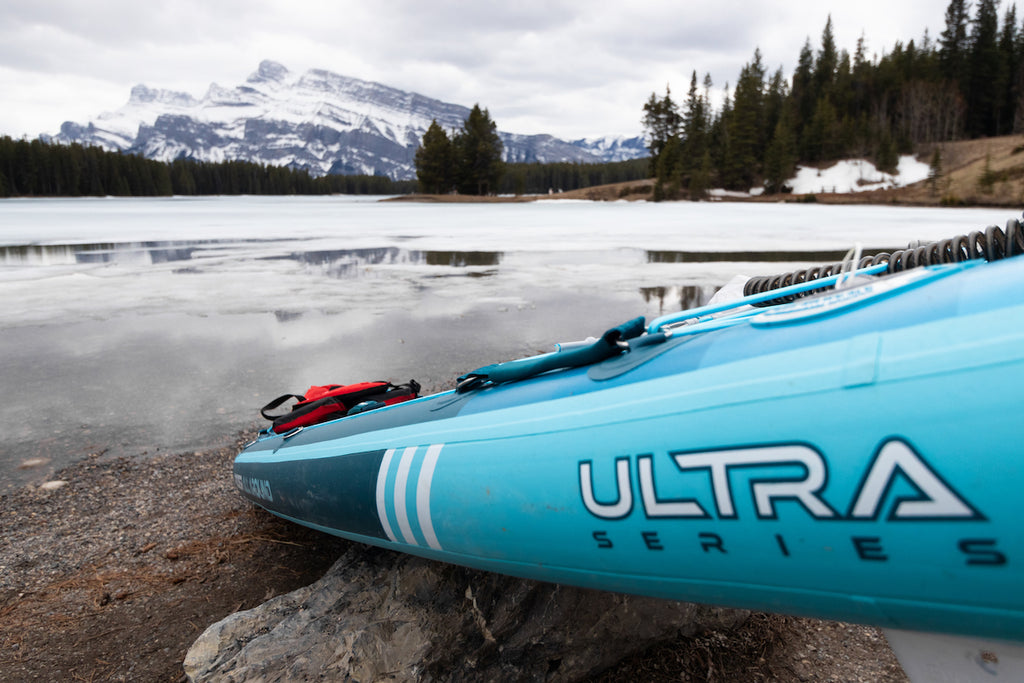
xmin=853 ymin=32 xmax=869 ymax=72
xmin=928 ymin=148 xmax=943 ymax=196
xmin=453 ymin=105 xmax=503 ymax=195
xmin=832 ymin=50 xmax=853 ymax=117
xmin=641 ymin=86 xmax=682 ymax=173
xmin=681 ymin=71 xmax=709 ymax=184
xmin=997 ymin=4 xmax=1019 ymax=135
xmin=654 ymin=134 xmax=684 ymax=200
xmin=815 ymin=16 xmax=839 ymax=96
xmin=763 ymin=67 xmax=789 ymax=144
xmin=719 ymin=49 xmax=767 ymax=190
xmin=966 ymin=0 xmax=1002 ymax=137
xmin=710 ymin=84 xmax=733 ymax=185
xmin=689 ymin=150 xmax=713 ymax=200
xmin=876 ymin=131 xmax=899 ymax=174
xmin=940 ymin=0 xmax=972 ymax=90
xmin=792 ymin=39 xmax=817 ymax=153
xmin=763 ymin=108 xmax=798 ymax=194
xmin=977 ymin=151 xmax=998 ymax=193
xmin=415 ymin=120 xmax=454 ymax=194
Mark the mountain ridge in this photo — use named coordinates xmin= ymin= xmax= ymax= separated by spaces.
xmin=48 ymin=60 xmax=647 ymax=180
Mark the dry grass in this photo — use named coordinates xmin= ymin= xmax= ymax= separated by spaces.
xmin=902 ymin=134 xmax=1024 ymax=206
xmin=384 ymin=179 xmax=655 ymax=203
xmin=547 ymin=178 xmax=656 ymax=201
xmin=385 ymin=193 xmax=536 ymax=203
xmin=742 ymin=134 xmax=1024 ymax=207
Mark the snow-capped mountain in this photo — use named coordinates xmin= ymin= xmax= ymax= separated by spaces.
xmin=49 ymin=61 xmax=647 ymax=180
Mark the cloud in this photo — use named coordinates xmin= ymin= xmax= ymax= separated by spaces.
xmin=0 ymin=0 xmax=946 ymax=140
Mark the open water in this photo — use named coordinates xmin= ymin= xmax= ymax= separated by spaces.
xmin=0 ymin=196 xmax=1014 ymax=488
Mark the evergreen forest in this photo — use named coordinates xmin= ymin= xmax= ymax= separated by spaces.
xmin=644 ymin=0 xmax=1024 ymax=199
xmin=0 ymin=136 xmax=416 ymax=198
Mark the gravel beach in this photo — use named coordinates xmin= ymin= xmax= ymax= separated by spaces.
xmin=1 ymin=428 xmax=909 ymax=682
xmin=1 ymin=432 xmax=348 ymax=681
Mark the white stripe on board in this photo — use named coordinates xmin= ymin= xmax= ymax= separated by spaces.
xmin=416 ymin=444 xmax=444 ymax=550
xmin=393 ymin=446 xmax=418 ymax=544
xmin=375 ymin=448 xmax=398 ymax=542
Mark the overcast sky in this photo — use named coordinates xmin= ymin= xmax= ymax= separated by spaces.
xmin=1 ymin=1 xmax=951 ymax=141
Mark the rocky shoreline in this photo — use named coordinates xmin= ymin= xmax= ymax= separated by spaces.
xmin=1 ymin=434 xmax=908 ymax=681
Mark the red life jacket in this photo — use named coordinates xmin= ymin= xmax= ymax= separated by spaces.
xmin=260 ymin=380 xmax=420 ymax=434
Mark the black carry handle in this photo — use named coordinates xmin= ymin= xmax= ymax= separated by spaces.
xmin=259 ymin=393 xmax=307 ymax=421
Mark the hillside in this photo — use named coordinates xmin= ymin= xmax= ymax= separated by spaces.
xmin=545 ymin=136 xmax=1024 ymax=207
xmin=885 ymin=134 xmax=1024 ymax=206
xmin=769 ymin=135 xmax=1024 ymax=207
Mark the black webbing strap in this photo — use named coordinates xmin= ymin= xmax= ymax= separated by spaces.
xmin=456 ymin=317 xmax=645 ymax=393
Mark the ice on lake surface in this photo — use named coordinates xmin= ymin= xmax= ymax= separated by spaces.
xmin=0 ymin=196 xmax=1016 ymax=487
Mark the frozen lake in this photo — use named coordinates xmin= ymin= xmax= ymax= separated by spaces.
xmin=0 ymin=196 xmax=1015 ymax=488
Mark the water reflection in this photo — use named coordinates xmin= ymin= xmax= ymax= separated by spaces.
xmin=0 ymin=242 xmax=207 ymax=265
xmin=272 ymin=248 xmax=504 ymax=278
xmin=273 ymin=310 xmax=304 ymax=323
xmin=640 ymin=285 xmax=719 ymax=314
xmin=423 ymin=251 xmax=502 ymax=267
xmin=276 ymin=247 xmax=405 ymax=267
xmin=0 ymin=241 xmax=505 ymax=278
xmin=5 ymin=241 xmax=881 ymax=268
xmin=268 ymin=247 xmax=408 ymax=279
xmin=4 ymin=241 xmax=865 ymax=277
xmin=646 ymin=249 xmax=885 ymax=263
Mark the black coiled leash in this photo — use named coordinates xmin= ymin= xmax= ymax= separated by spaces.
xmin=743 ymin=217 xmax=1024 ymax=307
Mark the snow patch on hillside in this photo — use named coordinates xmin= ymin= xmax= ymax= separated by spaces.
xmin=788 ymin=155 xmax=930 ymax=194
xmin=708 ymin=156 xmax=930 ymax=200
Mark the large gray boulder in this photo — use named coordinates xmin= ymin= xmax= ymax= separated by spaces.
xmin=184 ymin=544 xmax=748 ymax=682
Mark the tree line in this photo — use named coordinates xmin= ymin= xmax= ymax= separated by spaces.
xmin=1 ymin=131 xmax=643 ymax=199
xmin=498 ymin=158 xmax=649 ymax=195
xmin=0 ymin=136 xmax=416 ymax=198
xmin=644 ymin=0 xmax=1024 ymax=199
